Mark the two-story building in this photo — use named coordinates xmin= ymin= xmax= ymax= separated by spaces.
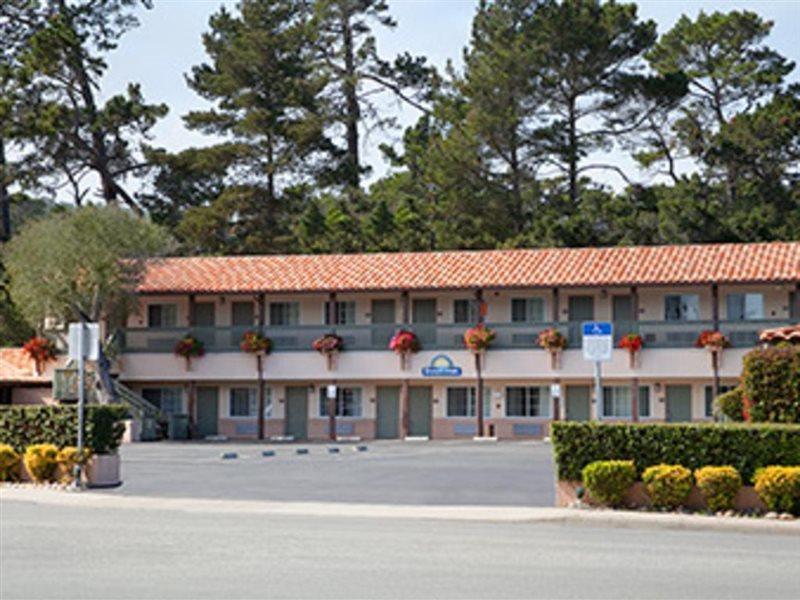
xmin=117 ymin=241 xmax=800 ymax=441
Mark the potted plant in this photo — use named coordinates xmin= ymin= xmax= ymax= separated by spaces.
xmin=389 ymin=329 xmax=420 ymax=370
xmin=22 ymin=336 xmax=57 ymax=376
xmin=174 ymin=335 xmax=205 ymax=371
xmin=538 ymin=327 xmax=567 ymax=369
xmin=619 ymin=333 xmax=643 ymax=368
xmin=84 ymin=406 xmax=128 ymax=488
xmin=313 ymin=333 xmax=344 ymax=370
xmin=463 ymin=324 xmax=495 ymax=353
xmin=240 ymin=330 xmax=272 ymax=355
xmin=695 ymin=330 xmax=731 ymax=370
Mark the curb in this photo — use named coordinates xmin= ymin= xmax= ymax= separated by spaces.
xmin=1 ymin=487 xmax=797 ymax=536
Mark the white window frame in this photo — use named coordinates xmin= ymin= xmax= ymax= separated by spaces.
xmin=324 ymin=301 xmax=356 ymax=325
xmin=270 ymin=302 xmax=300 ymax=326
xmin=147 ymin=303 xmax=178 ymax=328
xmin=505 ymin=386 xmax=551 ymax=418
xmin=228 ymin=387 xmax=272 ymax=419
xmin=141 ymin=387 xmax=183 ymax=415
xmin=664 ymin=294 xmax=700 ymax=321
xmin=453 ymin=299 xmax=479 ymax=324
xmin=602 ymin=386 xmax=651 ymax=419
xmin=318 ymin=387 xmax=363 ymax=418
xmin=510 ymin=297 xmax=546 ymax=323
xmin=726 ymin=293 xmax=765 ymax=321
xmin=445 ymin=387 xmax=492 ymax=418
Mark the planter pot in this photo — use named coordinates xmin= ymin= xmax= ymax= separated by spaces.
xmin=86 ymin=453 xmax=121 ymax=488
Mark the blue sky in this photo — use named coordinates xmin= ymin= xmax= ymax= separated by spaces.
xmin=103 ymin=0 xmax=800 ymax=191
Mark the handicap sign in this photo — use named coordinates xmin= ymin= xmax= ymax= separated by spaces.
xmin=421 ymin=354 xmax=462 ymax=377
xmin=582 ymin=321 xmax=613 ymax=362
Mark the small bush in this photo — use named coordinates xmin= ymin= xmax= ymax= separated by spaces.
xmin=741 ymin=346 xmax=800 ymax=423
xmin=642 ymin=464 xmax=693 ymax=509
xmin=23 ymin=444 xmax=59 ymax=483
xmin=717 ymin=388 xmax=745 ymax=422
xmin=581 ymin=460 xmax=636 ymax=507
xmin=694 ymin=466 xmax=742 ymax=512
xmin=0 ymin=444 xmax=20 ymax=481
xmin=56 ymin=447 xmax=92 ymax=484
xmin=753 ymin=466 xmax=800 ymax=515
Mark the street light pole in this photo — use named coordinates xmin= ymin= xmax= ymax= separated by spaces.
xmin=73 ymin=319 xmax=86 ymax=488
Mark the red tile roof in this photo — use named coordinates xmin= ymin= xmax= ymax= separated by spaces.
xmin=137 ymin=242 xmax=800 ymax=295
xmin=0 ymin=348 xmax=48 ymax=383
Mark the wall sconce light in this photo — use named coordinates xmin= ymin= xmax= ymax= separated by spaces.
xmin=433 ymin=397 xmax=439 ymax=404
xmin=370 ymin=397 xmax=376 ymax=404
xmin=220 ymin=296 xmax=226 ymax=304
xmin=279 ymin=398 xmax=285 ymax=404
xmin=600 ymin=289 xmax=608 ymax=298
xmin=654 ymin=382 xmax=662 ymax=393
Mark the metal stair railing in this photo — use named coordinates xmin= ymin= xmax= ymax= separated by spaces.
xmin=113 ymin=380 xmax=163 ymax=420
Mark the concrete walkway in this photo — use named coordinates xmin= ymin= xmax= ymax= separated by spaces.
xmin=3 ymin=486 xmax=798 ymax=536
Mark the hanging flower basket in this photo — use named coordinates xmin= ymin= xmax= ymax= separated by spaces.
xmin=23 ymin=336 xmax=57 ymax=375
xmin=174 ymin=335 xmax=205 ymax=371
xmin=695 ymin=330 xmax=730 ymax=370
xmin=313 ymin=333 xmax=343 ymax=370
xmin=389 ymin=329 xmax=420 ymax=370
xmin=619 ymin=333 xmax=643 ymax=368
xmin=538 ymin=328 xmax=567 ymax=369
xmin=463 ymin=324 xmax=495 ymax=353
xmin=695 ymin=330 xmax=731 ymax=351
xmin=240 ymin=331 xmax=272 ymax=355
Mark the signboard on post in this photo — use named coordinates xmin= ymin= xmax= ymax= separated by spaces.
xmin=582 ymin=322 xmax=613 ymax=421
xmin=68 ymin=323 xmax=101 ymax=361
xmin=582 ymin=322 xmax=613 ymax=362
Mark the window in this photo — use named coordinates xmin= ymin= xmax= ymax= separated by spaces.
xmin=511 ymin=298 xmax=545 ymax=323
xmin=319 ymin=387 xmax=363 ymax=417
xmin=324 ymin=301 xmax=356 ymax=325
xmin=602 ymin=386 xmax=651 ymax=419
xmin=453 ymin=299 xmax=479 ymax=323
xmin=141 ymin=387 xmax=183 ymax=415
xmin=664 ymin=295 xmax=700 ymax=321
xmin=506 ymin=386 xmax=550 ymax=417
xmin=147 ymin=304 xmax=177 ymax=328
xmin=229 ymin=388 xmax=258 ymax=418
xmin=193 ymin=302 xmax=215 ymax=327
xmin=270 ymin=302 xmax=299 ymax=326
xmin=446 ymin=387 xmax=491 ymax=418
xmin=704 ymin=385 xmax=735 ymax=418
xmin=726 ymin=294 xmax=764 ymax=320
xmin=231 ymin=302 xmax=254 ymax=326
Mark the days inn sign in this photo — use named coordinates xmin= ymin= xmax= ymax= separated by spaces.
xmin=421 ymin=354 xmax=462 ymax=377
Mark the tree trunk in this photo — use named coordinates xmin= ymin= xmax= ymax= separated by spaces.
xmin=567 ymin=97 xmax=578 ymax=208
xmin=341 ymin=7 xmax=360 ymax=195
xmin=0 ymin=136 xmax=10 ymax=242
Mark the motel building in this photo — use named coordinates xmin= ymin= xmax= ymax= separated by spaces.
xmin=114 ymin=241 xmax=800 ymax=441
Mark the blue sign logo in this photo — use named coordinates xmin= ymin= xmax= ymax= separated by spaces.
xmin=421 ymin=354 xmax=462 ymax=377
xmin=582 ymin=321 xmax=613 ymax=336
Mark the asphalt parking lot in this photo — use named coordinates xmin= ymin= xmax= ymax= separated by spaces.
xmin=106 ymin=440 xmax=555 ymax=506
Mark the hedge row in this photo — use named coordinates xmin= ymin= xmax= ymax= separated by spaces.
xmin=551 ymin=422 xmax=800 ymax=481
xmin=0 ymin=405 xmax=129 ymax=455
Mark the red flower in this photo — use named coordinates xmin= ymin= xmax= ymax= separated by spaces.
xmin=463 ymin=324 xmax=495 ymax=352
xmin=619 ymin=333 xmax=643 ymax=353
xmin=389 ymin=330 xmax=420 ymax=354
xmin=174 ymin=335 xmax=205 ymax=359
xmin=538 ymin=328 xmax=567 ymax=351
xmin=240 ymin=331 xmax=271 ymax=354
xmin=312 ymin=334 xmax=343 ymax=355
xmin=23 ymin=336 xmax=57 ymax=372
xmin=695 ymin=330 xmax=731 ymax=350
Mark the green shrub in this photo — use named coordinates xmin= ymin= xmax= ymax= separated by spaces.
xmin=23 ymin=444 xmax=59 ymax=482
xmin=0 ymin=405 xmax=128 ymax=454
xmin=717 ymin=388 xmax=745 ymax=422
xmin=551 ymin=422 xmax=800 ymax=482
xmin=753 ymin=466 xmax=800 ymax=515
xmin=740 ymin=346 xmax=800 ymax=423
xmin=694 ymin=466 xmax=742 ymax=512
xmin=0 ymin=444 xmax=20 ymax=481
xmin=581 ymin=460 xmax=636 ymax=507
xmin=642 ymin=464 xmax=692 ymax=509
xmin=56 ymin=447 xmax=92 ymax=484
